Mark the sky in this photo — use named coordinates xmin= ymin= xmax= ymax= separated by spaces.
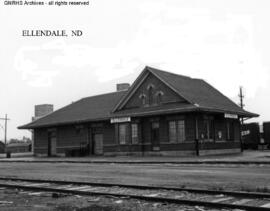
xmin=0 ymin=0 xmax=269 ymax=140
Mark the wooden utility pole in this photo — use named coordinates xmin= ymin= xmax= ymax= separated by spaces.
xmin=0 ymin=114 xmax=10 ymax=149
xmin=238 ymin=87 xmax=245 ymax=152
xmin=239 ymin=86 xmax=245 ymax=125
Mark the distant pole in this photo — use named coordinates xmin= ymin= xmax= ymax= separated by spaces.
xmin=239 ymin=87 xmax=245 ymax=152
xmin=4 ymin=114 xmax=7 ymax=146
xmin=0 ymin=114 xmax=10 ymax=151
xmin=239 ymin=86 xmax=245 ymax=125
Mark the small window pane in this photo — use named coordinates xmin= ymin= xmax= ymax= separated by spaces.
xmin=131 ymin=124 xmax=138 ymax=144
xmin=152 ymin=122 xmax=159 ymax=129
xmin=177 ymin=120 xmax=185 ymax=142
xmin=230 ymin=122 xmax=234 ymax=140
xmin=148 ymin=87 xmax=153 ymax=105
xmin=156 ymin=93 xmax=162 ymax=105
xmin=209 ymin=119 xmax=214 ymax=140
xmin=203 ymin=119 xmax=208 ymax=139
xmin=226 ymin=121 xmax=234 ymax=141
xmin=141 ymin=95 xmax=146 ymax=105
xmin=119 ymin=124 xmax=127 ymax=144
xmin=169 ymin=121 xmax=177 ymax=143
xmin=140 ymin=94 xmax=146 ymax=106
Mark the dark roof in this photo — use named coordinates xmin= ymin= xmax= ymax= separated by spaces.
xmin=19 ymin=66 xmax=258 ymax=129
xmin=146 ymin=67 xmax=258 ymax=117
xmin=19 ymin=91 xmax=127 ymax=129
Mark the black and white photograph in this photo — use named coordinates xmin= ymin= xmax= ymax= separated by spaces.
xmin=0 ymin=0 xmax=270 ymax=210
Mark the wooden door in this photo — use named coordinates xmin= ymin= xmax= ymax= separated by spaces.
xmin=50 ymin=137 xmax=57 ymax=156
xmin=151 ymin=122 xmax=160 ymax=151
xmin=94 ymin=134 xmax=103 ymax=155
xmin=48 ymin=131 xmax=57 ymax=156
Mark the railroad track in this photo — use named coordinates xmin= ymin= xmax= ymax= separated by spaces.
xmin=0 ymin=177 xmax=270 ymax=210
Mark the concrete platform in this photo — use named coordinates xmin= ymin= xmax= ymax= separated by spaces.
xmin=0 ymin=150 xmax=270 ymax=164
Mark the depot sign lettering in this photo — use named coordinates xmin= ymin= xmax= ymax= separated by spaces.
xmin=110 ymin=117 xmax=131 ymax=123
xmin=224 ymin=113 xmax=238 ymax=119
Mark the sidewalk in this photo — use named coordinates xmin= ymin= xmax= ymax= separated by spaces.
xmin=0 ymin=150 xmax=270 ymax=164
xmin=0 ymin=152 xmax=33 ymax=159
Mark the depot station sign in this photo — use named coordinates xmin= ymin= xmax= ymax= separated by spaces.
xmin=110 ymin=117 xmax=131 ymax=124
xmin=224 ymin=113 xmax=238 ymax=119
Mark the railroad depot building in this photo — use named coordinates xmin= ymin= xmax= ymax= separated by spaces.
xmin=19 ymin=67 xmax=258 ymax=156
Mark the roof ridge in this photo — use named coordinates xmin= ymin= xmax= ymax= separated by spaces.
xmin=146 ymin=66 xmax=196 ymax=80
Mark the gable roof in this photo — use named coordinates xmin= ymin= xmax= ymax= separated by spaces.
xmin=112 ymin=67 xmax=191 ymax=112
xmin=19 ymin=91 xmax=127 ymax=129
xmin=113 ymin=66 xmax=258 ymax=117
xmin=148 ymin=67 xmax=249 ymax=113
xmin=19 ymin=66 xmax=258 ymax=129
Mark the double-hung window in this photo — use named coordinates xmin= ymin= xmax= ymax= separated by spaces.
xmin=131 ymin=123 xmax=139 ymax=144
xmin=226 ymin=121 xmax=234 ymax=141
xmin=169 ymin=120 xmax=185 ymax=143
xmin=119 ymin=124 xmax=128 ymax=144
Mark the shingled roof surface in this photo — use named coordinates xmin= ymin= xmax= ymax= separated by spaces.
xmin=19 ymin=91 xmax=127 ymax=129
xmin=147 ymin=67 xmax=257 ymax=117
xmin=19 ymin=66 xmax=258 ymax=129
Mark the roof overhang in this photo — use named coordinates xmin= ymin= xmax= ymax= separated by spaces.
xmin=19 ymin=106 xmax=259 ymax=130
xmin=18 ymin=117 xmax=111 ymax=130
xmin=111 ymin=106 xmax=259 ymax=119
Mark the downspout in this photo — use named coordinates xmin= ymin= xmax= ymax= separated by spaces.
xmin=195 ymin=115 xmax=199 ymax=156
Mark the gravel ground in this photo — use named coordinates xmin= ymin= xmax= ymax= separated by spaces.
xmin=0 ymin=162 xmax=270 ymax=192
xmin=1 ymin=151 xmax=270 ymax=210
xmin=1 ymin=180 xmax=270 ymax=208
xmin=0 ymin=188 xmax=232 ymax=211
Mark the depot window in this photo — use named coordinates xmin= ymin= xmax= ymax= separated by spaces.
xmin=131 ymin=123 xmax=139 ymax=144
xmin=202 ymin=118 xmax=214 ymax=141
xmin=119 ymin=124 xmax=128 ymax=145
xmin=226 ymin=121 xmax=234 ymax=141
xmin=169 ymin=120 xmax=185 ymax=143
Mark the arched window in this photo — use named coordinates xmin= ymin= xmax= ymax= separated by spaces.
xmin=156 ymin=91 xmax=164 ymax=105
xmin=139 ymin=94 xmax=146 ymax=106
xmin=148 ymin=86 xmax=153 ymax=105
xmin=147 ymin=84 xmax=154 ymax=105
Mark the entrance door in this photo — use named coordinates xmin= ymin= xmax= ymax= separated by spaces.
xmin=48 ymin=131 xmax=57 ymax=156
xmin=151 ymin=122 xmax=160 ymax=151
xmin=93 ymin=134 xmax=103 ymax=155
xmin=50 ymin=137 xmax=57 ymax=156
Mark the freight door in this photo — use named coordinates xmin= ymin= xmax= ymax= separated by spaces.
xmin=50 ymin=137 xmax=57 ymax=156
xmin=48 ymin=130 xmax=57 ymax=156
xmin=94 ymin=134 xmax=103 ymax=155
xmin=151 ymin=122 xmax=160 ymax=151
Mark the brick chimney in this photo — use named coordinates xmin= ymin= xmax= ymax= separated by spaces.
xmin=33 ymin=104 xmax=54 ymax=121
xmin=117 ymin=83 xmax=130 ymax=91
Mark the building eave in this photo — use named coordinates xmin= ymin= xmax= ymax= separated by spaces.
xmin=18 ymin=117 xmax=111 ymax=130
